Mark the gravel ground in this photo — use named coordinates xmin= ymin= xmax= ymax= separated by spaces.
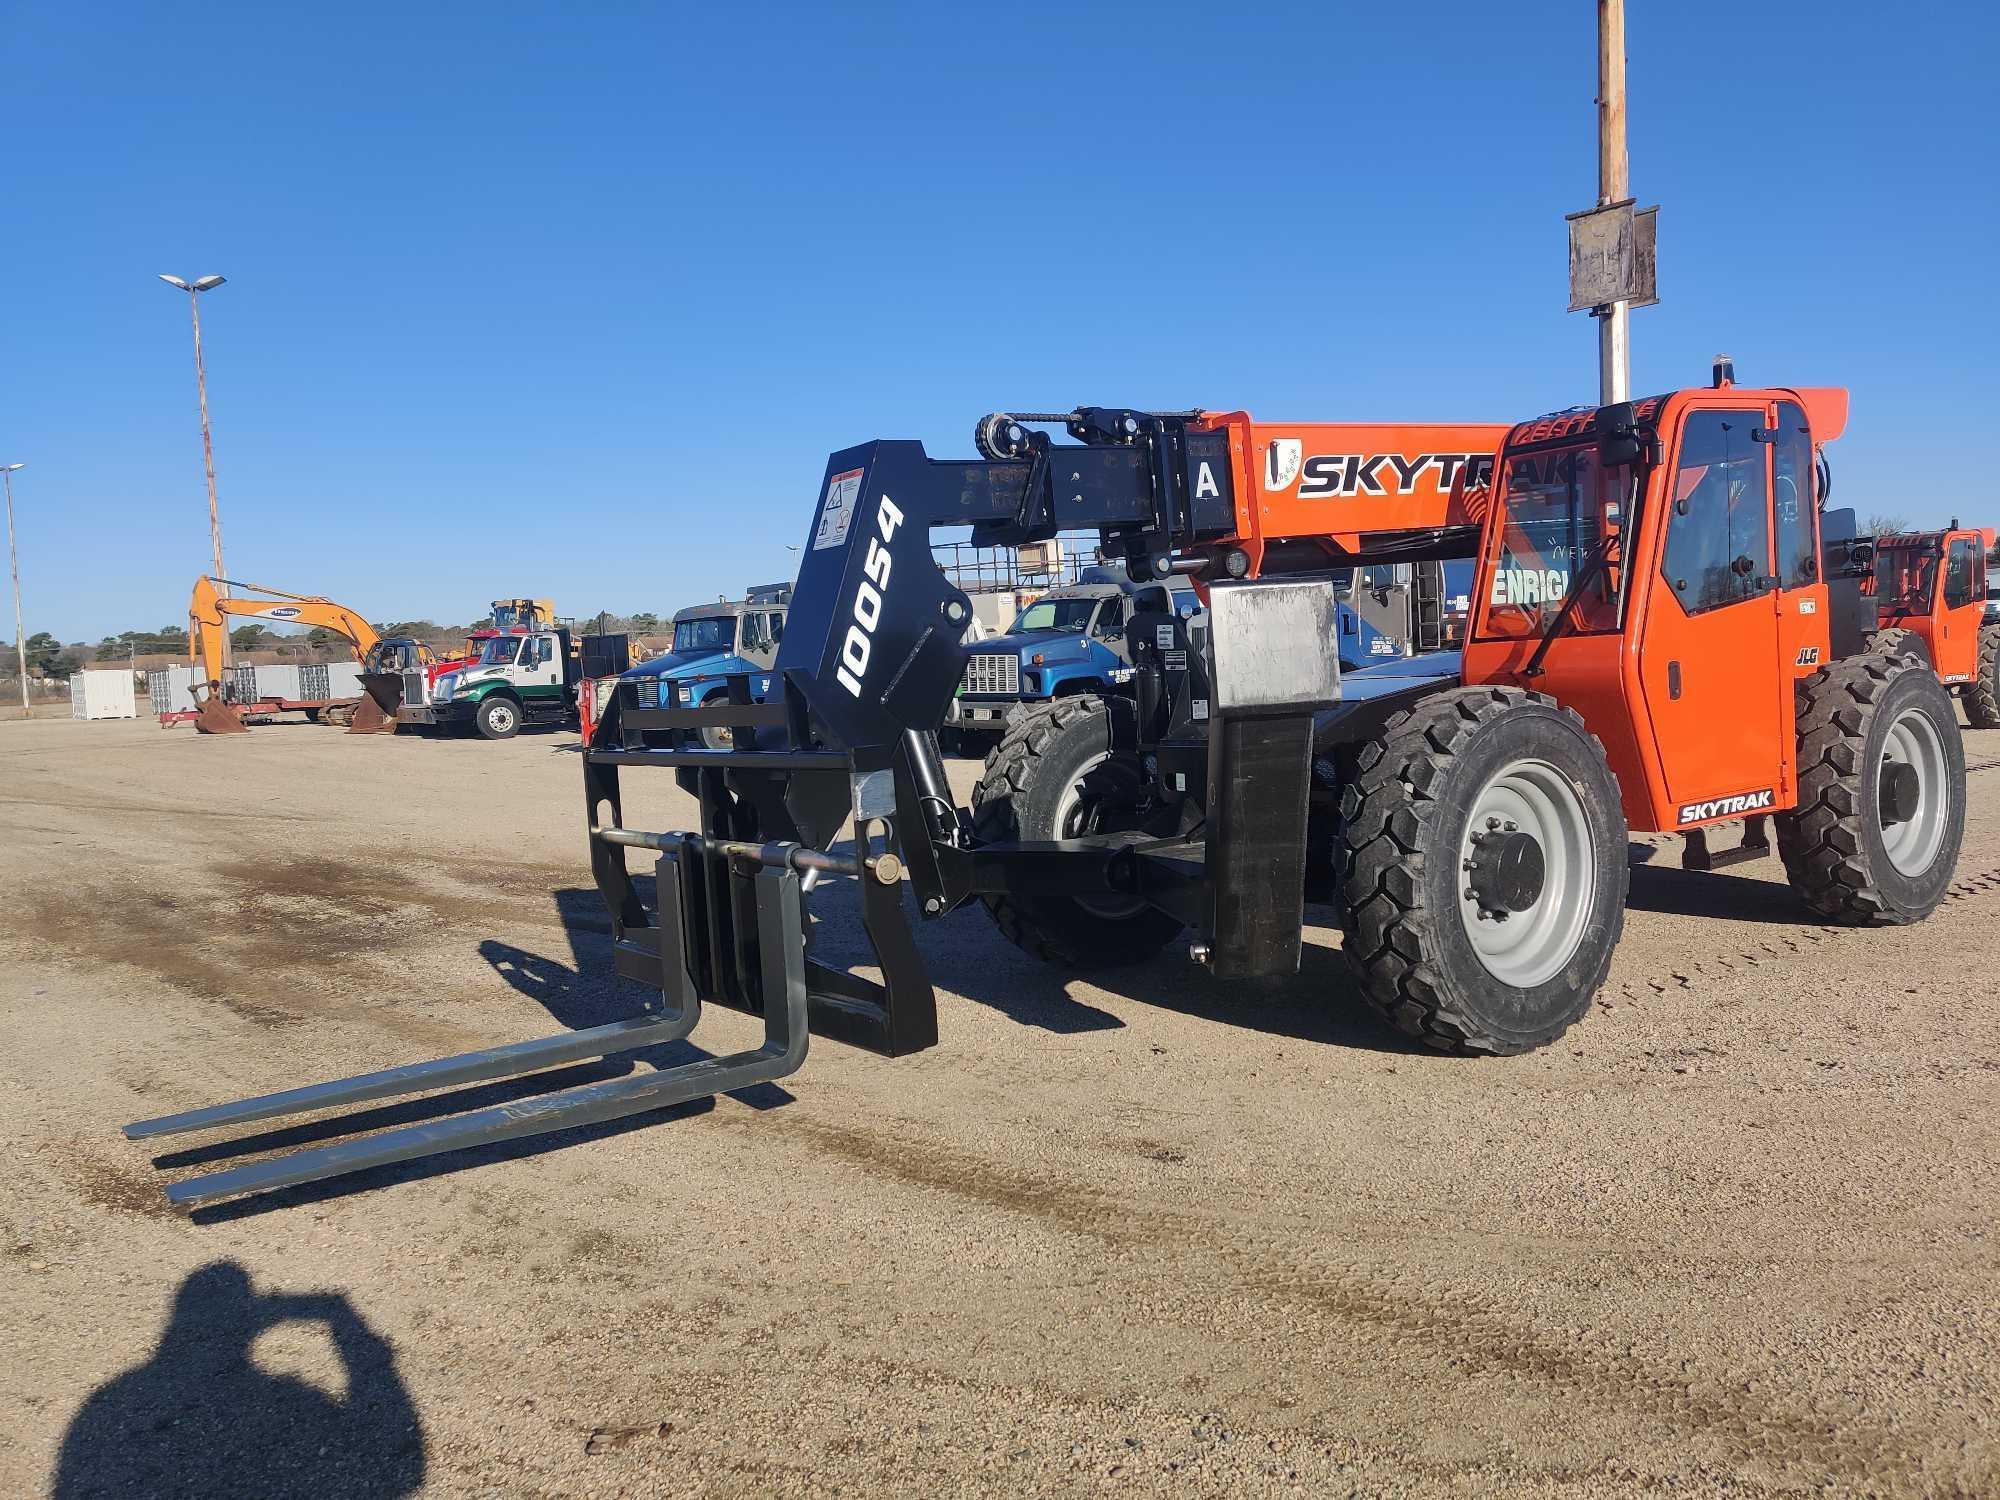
xmin=1 ymin=713 xmax=1996 ymax=1499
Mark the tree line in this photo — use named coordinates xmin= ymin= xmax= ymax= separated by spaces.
xmin=8 ymin=611 xmax=672 ymax=680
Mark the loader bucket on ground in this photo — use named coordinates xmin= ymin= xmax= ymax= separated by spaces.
xmin=349 ymin=672 xmax=403 ymax=734
xmin=193 ymin=691 xmax=248 ymax=735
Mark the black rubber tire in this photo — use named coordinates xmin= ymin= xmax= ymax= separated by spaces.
xmin=1963 ymin=624 xmax=2000 ymax=729
xmin=302 ymin=707 xmax=323 ymax=724
xmin=1777 ymin=654 xmax=1964 ymax=924
xmin=971 ymin=695 xmax=1184 ymax=966
xmin=1866 ymin=627 xmax=1929 ymax=664
xmin=698 ymin=689 xmax=733 ymax=751
xmin=1337 ymin=686 xmax=1629 ymax=1055
xmin=474 ymin=695 xmax=522 ymax=741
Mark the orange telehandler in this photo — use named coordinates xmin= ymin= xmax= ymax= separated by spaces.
xmin=1862 ymin=525 xmax=2000 ymax=726
xmin=129 ymin=369 xmax=1970 ymax=1208
xmin=185 ymin=576 xmax=407 ymax=734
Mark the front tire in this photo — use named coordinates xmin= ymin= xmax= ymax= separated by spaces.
xmin=1337 ymin=686 xmax=1629 ymax=1055
xmin=474 ymin=695 xmax=521 ymax=740
xmin=1866 ymin=627 xmax=1929 ymax=664
xmin=971 ymin=695 xmax=1185 ymax=966
xmin=1778 ymin=655 xmax=1964 ymax=923
xmin=1963 ymin=624 xmax=2000 ymax=729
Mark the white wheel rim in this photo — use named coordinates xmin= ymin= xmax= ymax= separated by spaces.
xmin=1457 ymin=757 xmax=1595 ymax=989
xmin=489 ymin=704 xmax=515 ymax=732
xmin=1880 ymin=705 xmax=1948 ymax=877
xmin=1053 ymin=751 xmax=1147 ymax=919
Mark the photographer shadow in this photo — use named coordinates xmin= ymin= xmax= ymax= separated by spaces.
xmin=53 ymin=1261 xmax=424 ymax=1499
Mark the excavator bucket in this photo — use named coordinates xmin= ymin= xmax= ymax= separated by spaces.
xmin=348 ymin=672 xmax=404 ymax=734
xmin=193 ymin=688 xmax=248 ymax=735
xmin=123 ymin=682 xmax=938 ymax=1209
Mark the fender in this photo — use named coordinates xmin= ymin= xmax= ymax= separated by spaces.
xmin=1037 ymin=660 xmax=1115 ymax=697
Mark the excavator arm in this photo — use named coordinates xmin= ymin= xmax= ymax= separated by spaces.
xmin=186 ymin=577 xmax=388 ymax=733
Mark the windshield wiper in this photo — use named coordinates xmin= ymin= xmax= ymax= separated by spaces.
xmin=1519 ymin=532 xmax=1621 ymax=680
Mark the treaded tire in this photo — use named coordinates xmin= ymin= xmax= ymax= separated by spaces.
xmin=1963 ymin=624 xmax=2000 ymax=729
xmin=1778 ymin=654 xmax=1964 ymax=924
xmin=1865 ymin=627 xmax=1929 ymax=663
xmin=970 ymin=695 xmax=1183 ymax=967
xmin=475 ymin=695 xmax=521 ymax=740
xmin=1337 ymin=686 xmax=1629 ymax=1055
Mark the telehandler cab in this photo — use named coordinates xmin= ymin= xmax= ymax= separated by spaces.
xmin=1862 ymin=525 xmax=2000 ymax=727
xmin=127 ymin=376 xmax=1967 ymax=1208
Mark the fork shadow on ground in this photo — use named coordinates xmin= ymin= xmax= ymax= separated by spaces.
xmin=52 ymin=1260 xmax=424 ymax=1500
xmin=163 ymin=882 xmax=791 ymax=1223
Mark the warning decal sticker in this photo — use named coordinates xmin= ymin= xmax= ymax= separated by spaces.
xmin=813 ymin=468 xmax=865 ymax=552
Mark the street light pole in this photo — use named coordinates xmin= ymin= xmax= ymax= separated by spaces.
xmin=1596 ymin=0 xmax=1630 ymax=404
xmin=158 ymin=273 xmax=231 ymax=670
xmin=3 ymin=463 xmax=29 ymax=717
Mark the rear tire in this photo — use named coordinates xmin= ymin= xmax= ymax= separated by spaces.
xmin=1778 ymin=654 xmax=1964 ymax=924
xmin=1963 ymin=624 xmax=2000 ymax=729
xmin=475 ymin=695 xmax=521 ymax=741
xmin=1337 ymin=686 xmax=1629 ymax=1055
xmin=1866 ymin=627 xmax=1929 ymax=663
xmin=971 ymin=695 xmax=1184 ymax=967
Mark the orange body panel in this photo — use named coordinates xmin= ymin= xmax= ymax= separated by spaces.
xmin=1463 ymin=387 xmax=1845 ymax=834
xmin=1193 ymin=412 xmax=1511 ymax=571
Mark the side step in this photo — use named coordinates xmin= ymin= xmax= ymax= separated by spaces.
xmin=124 ymin=854 xmax=810 ymax=1211
xmin=1681 ymin=814 xmax=1771 ymax=872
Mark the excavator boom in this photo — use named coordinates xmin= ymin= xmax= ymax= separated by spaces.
xmin=185 ymin=577 xmax=392 ymax=733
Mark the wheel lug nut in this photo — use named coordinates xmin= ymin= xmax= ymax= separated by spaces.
xmin=1486 ymin=815 xmax=1501 ymax=830
xmin=1504 ymin=820 xmax=1518 ymax=832
xmin=1464 ymin=888 xmax=1478 ymax=900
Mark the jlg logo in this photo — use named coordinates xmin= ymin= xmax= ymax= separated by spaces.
xmin=1795 ymin=646 xmax=1821 ymax=667
xmin=835 ymin=494 xmax=906 ymax=698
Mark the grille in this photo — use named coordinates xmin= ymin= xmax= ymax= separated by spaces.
xmin=962 ymin=654 xmax=1020 ymax=696
xmin=403 ymin=670 xmax=427 ymax=705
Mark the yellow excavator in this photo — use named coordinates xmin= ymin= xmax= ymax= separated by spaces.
xmin=187 ymin=576 xmax=411 ymax=735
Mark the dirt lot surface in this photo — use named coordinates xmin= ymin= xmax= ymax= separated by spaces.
xmin=2 ymin=714 xmax=1996 ymax=1498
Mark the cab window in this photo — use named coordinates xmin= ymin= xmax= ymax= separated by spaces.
xmin=1479 ymin=443 xmax=1627 ymax=639
xmin=1944 ymin=537 xmax=1980 ymax=610
xmin=1661 ymin=410 xmax=1771 ymax=613
xmin=1771 ymin=402 xmax=1817 ymax=589
xmin=742 ymin=613 xmax=771 ymax=652
xmin=1094 ymin=598 xmax=1126 ymax=636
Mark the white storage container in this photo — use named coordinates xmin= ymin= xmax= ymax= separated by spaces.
xmin=70 ymin=669 xmax=138 ymax=721
xmin=147 ymin=665 xmax=202 ymax=715
xmin=323 ymin=662 xmax=363 ymax=699
xmin=255 ymin=664 xmax=303 ymax=701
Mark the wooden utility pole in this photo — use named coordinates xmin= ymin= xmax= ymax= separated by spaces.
xmin=1597 ymin=0 xmax=1631 ymax=403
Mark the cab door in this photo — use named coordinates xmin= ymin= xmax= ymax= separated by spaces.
xmin=1939 ymin=533 xmax=1982 ymax=681
xmin=1638 ymin=404 xmax=1784 ymax=815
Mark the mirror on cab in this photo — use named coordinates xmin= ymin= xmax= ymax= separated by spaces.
xmin=1595 ymin=401 xmax=1646 ymax=471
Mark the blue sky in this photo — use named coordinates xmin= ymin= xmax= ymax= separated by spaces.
xmin=5 ymin=1 xmax=1994 ymax=642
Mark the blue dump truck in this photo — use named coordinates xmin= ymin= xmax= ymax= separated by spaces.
xmin=945 ymin=561 xmax=1471 ymax=744
xmin=946 ymin=578 xmax=1199 ymax=736
xmin=619 ymin=584 xmax=789 ymax=748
